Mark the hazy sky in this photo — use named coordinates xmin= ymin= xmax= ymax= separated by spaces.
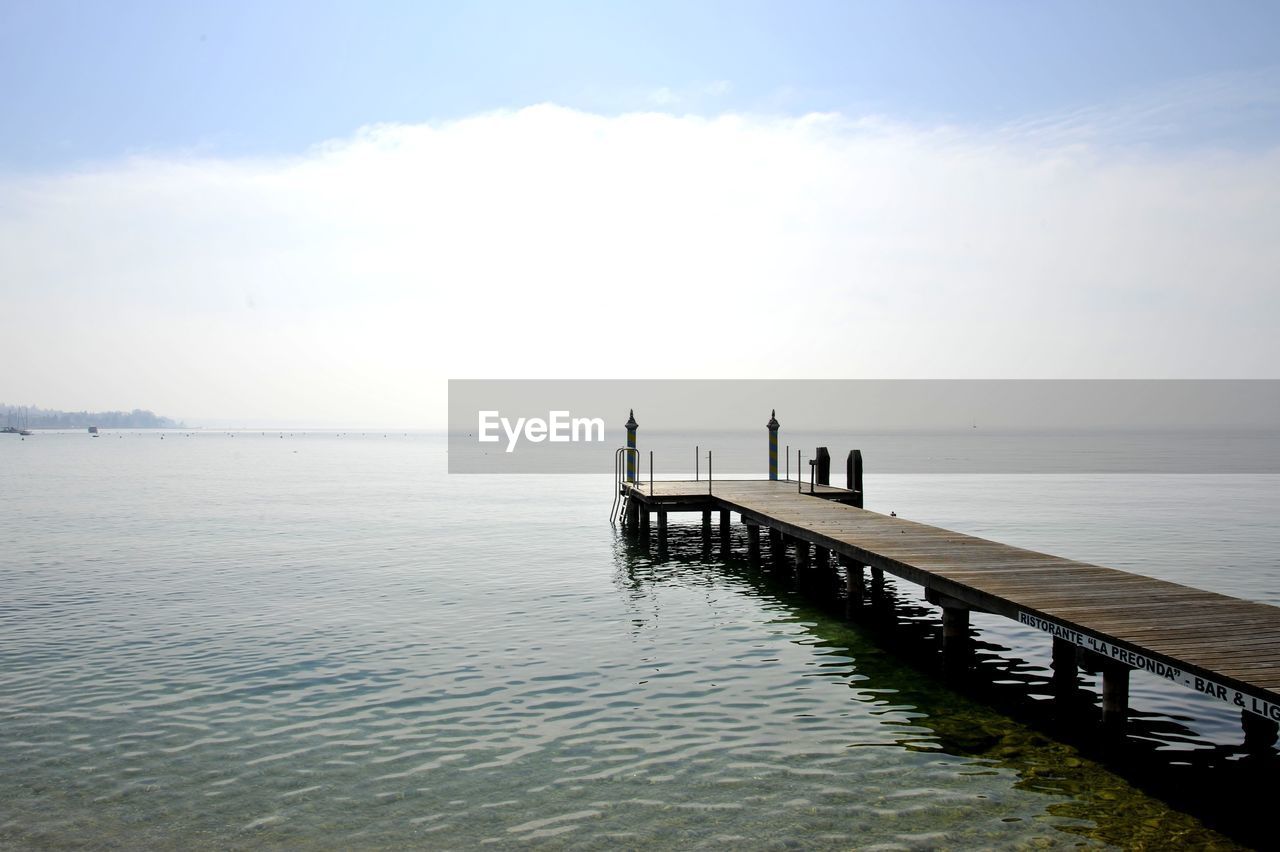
xmin=2 ymin=2 xmax=1278 ymax=427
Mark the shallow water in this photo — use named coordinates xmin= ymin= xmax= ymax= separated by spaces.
xmin=2 ymin=431 xmax=1276 ymax=848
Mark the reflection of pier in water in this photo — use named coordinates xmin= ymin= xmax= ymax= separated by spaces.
xmin=612 ymin=522 xmax=1278 ymax=848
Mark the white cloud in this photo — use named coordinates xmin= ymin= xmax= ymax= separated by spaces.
xmin=1 ymin=104 xmax=1277 ymax=426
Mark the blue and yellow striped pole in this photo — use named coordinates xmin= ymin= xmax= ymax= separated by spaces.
xmin=625 ymin=409 xmax=639 ymax=482
xmin=767 ymin=409 xmax=780 ymax=480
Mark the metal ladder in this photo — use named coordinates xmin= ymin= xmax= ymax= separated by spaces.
xmin=610 ymin=447 xmax=640 ymax=524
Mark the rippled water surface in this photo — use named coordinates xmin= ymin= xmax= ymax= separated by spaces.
xmin=2 ymin=432 xmax=1277 ymax=849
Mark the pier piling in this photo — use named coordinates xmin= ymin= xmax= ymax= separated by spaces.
xmin=841 ymin=556 xmax=865 ymax=611
xmin=941 ymin=606 xmax=970 ymax=669
xmin=746 ymin=523 xmax=761 ymax=566
xmin=769 ymin=528 xmax=785 ymax=567
xmin=1101 ymin=663 xmax=1130 ymax=732
xmin=870 ymin=567 xmax=885 ymax=600
xmin=926 ymin=589 xmax=972 ymax=670
xmin=1051 ymin=637 xmax=1079 ymax=705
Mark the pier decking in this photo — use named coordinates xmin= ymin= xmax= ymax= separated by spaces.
xmin=620 ymin=478 xmax=1280 ymax=743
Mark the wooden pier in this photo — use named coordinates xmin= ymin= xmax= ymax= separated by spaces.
xmin=618 ymin=473 xmax=1280 ymax=749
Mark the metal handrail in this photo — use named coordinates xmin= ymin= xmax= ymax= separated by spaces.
xmin=611 ymin=446 xmax=640 ymax=522
xmin=613 ymin=446 xmax=627 ymax=522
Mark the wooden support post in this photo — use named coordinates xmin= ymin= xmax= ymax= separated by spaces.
xmin=639 ymin=506 xmax=650 ymax=536
xmin=1243 ymin=711 xmax=1279 ymax=753
xmin=769 ymin=528 xmax=785 ymax=566
xmin=746 ymin=524 xmax=761 ymax=566
xmin=870 ymin=566 xmax=885 ymax=599
xmin=657 ymin=509 xmax=668 ymax=548
xmin=1051 ymin=637 xmax=1078 ymax=704
xmin=719 ymin=510 xmax=731 ymax=543
xmin=796 ymin=538 xmax=811 ymax=570
xmin=702 ymin=509 xmax=712 ymax=538
xmin=842 ymin=556 xmax=865 ymax=611
xmin=1078 ymin=649 xmax=1102 ymax=676
xmin=809 ymin=546 xmax=830 ymax=593
xmin=821 ymin=552 xmax=841 ymax=595
xmin=626 ymin=497 xmax=640 ymax=532
xmin=941 ymin=606 xmax=970 ymax=670
xmin=1101 ymin=663 xmax=1130 ymax=731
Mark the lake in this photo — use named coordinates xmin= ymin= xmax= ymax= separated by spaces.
xmin=2 ymin=431 xmax=1276 ymax=848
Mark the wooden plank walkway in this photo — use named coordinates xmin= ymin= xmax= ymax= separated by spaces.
xmin=622 ymin=479 xmax=1280 ymax=729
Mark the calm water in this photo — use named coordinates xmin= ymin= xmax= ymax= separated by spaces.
xmin=2 ymin=431 xmax=1278 ymax=849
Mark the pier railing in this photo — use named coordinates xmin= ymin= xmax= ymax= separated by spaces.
xmin=610 ymin=447 xmax=640 ymax=523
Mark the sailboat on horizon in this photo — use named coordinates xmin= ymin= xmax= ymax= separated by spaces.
xmin=2 ymin=408 xmax=33 ymax=436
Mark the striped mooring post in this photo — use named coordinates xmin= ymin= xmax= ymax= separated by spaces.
xmin=767 ymin=409 xmax=780 ymax=480
xmin=625 ymin=409 xmax=638 ymax=483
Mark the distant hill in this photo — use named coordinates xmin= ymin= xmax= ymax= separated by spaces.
xmin=1 ymin=404 xmax=184 ymax=429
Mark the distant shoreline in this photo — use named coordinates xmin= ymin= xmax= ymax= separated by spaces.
xmin=1 ymin=404 xmax=183 ymax=430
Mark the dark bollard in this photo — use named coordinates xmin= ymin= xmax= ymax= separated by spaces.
xmin=767 ymin=410 xmax=780 ymax=480
xmin=846 ymin=450 xmax=864 ymax=508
